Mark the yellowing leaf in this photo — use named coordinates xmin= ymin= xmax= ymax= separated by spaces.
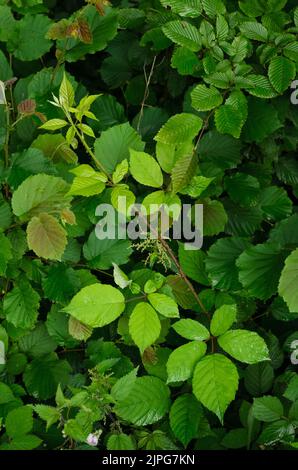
xmin=27 ymin=213 xmax=67 ymax=261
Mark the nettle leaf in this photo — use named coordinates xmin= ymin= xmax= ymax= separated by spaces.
xmin=94 ymin=122 xmax=144 ymax=174
xmin=191 ymin=85 xmax=223 ymax=111
xmin=237 ymin=243 xmax=287 ymax=300
xmin=162 ymin=20 xmax=202 ymax=52
xmin=160 ymin=0 xmax=202 ymax=18
xmin=148 ymin=293 xmax=179 ymax=319
xmin=172 ymin=319 xmax=210 ymax=341
xmin=63 ymin=284 xmax=125 ymax=328
xmin=27 ymin=213 xmax=67 ymax=261
xmin=169 ymin=394 xmax=203 ymax=447
xmin=155 ymin=113 xmax=202 ymax=145
xmin=3 ymin=279 xmax=40 ymax=329
xmin=193 ymin=354 xmax=239 ymax=423
xmin=129 ymin=302 xmax=161 ymax=353
xmin=167 ymin=341 xmax=207 ymax=383
xmin=206 ymin=237 xmax=251 ymax=291
xmin=279 ymin=248 xmax=298 ymax=313
xmin=33 ymin=405 xmax=60 ymax=431
xmin=11 ymin=174 xmax=70 ymax=220
xmin=210 ymin=304 xmax=237 ymax=337
xmin=114 ymin=376 xmax=170 ymax=426
xmin=218 ymin=330 xmax=269 ymax=364
xmin=268 ymin=56 xmax=296 ymax=94
xmin=129 ymin=150 xmax=163 ymax=188
xmin=252 ymin=396 xmax=284 ymax=422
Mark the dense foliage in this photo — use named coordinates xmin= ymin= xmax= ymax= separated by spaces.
xmin=0 ymin=0 xmax=298 ymax=451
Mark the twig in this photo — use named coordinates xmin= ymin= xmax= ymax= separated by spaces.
xmin=137 ymin=56 xmax=157 ymax=132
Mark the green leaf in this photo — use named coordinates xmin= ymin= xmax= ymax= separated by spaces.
xmin=203 ymin=199 xmax=228 ymax=236
xmin=160 ymin=0 xmax=202 ymax=18
xmin=129 ymin=302 xmax=161 ymax=353
xmin=260 ymin=186 xmax=292 ymax=221
xmin=5 ymin=406 xmax=33 ymax=438
xmin=178 ymin=244 xmax=210 ymax=286
xmin=59 ymin=73 xmax=74 ymax=109
xmin=162 ymin=20 xmax=202 ymax=52
xmin=19 ymin=323 xmax=57 ymax=358
xmin=171 ymin=47 xmax=200 ymax=75
xmin=39 ymin=119 xmax=68 ymax=131
xmin=130 ymin=150 xmax=163 ymax=188
xmin=202 ymin=0 xmax=226 ymax=17
xmin=279 ymin=249 xmax=298 ymax=313
xmin=218 ymin=330 xmax=269 ymax=364
xmin=11 ymin=174 xmax=70 ymax=220
xmin=13 ymin=15 xmax=52 ymax=61
xmin=224 ymin=173 xmax=260 ymax=207
xmin=169 ymin=394 xmax=203 ymax=446
xmin=154 ymin=113 xmax=202 ymax=145
xmin=215 ymin=104 xmax=244 ymax=139
xmin=239 ymin=21 xmax=268 ymax=42
xmin=191 ymin=85 xmax=223 ymax=111
xmin=63 ymin=284 xmax=125 ymax=328
xmin=244 ymin=363 xmax=274 ymax=397
xmin=252 ymin=396 xmax=284 ymax=422
xmin=68 ymin=317 xmax=92 ymax=342
xmin=148 ymin=293 xmax=179 ymax=318
xmin=237 ymin=243 xmax=287 ymax=300
xmin=206 ymin=237 xmax=251 ymax=291
xmin=114 ymin=376 xmax=170 ymax=426
xmin=94 ymin=122 xmax=144 ymax=174
xmin=83 ymin=231 xmax=132 ymax=270
xmin=211 ymin=304 xmax=237 ymax=337
xmin=1 ymin=435 xmax=42 ymax=450
xmin=171 ymin=153 xmax=197 ymax=194
xmin=27 ymin=213 xmax=67 ymax=261
xmin=245 ymin=75 xmax=278 ymax=99
xmin=243 ymin=98 xmax=281 ymax=143
xmin=107 ymin=433 xmax=135 ymax=450
xmin=33 ymin=405 xmax=60 ymax=431
xmin=268 ymin=56 xmax=296 ymax=94
xmin=111 ymin=368 xmax=138 ymax=402
xmin=193 ymin=354 xmax=239 ymax=423
xmin=172 ymin=319 xmax=210 ymax=341
xmin=3 ymin=279 xmax=40 ymax=329
xmin=23 ymin=354 xmax=71 ymax=400
xmin=167 ymin=341 xmax=206 ymax=383
xmin=67 ymin=164 xmax=106 ymax=197
xmin=0 ymin=233 xmax=12 ymax=276
xmin=221 ymin=428 xmax=248 ymax=449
